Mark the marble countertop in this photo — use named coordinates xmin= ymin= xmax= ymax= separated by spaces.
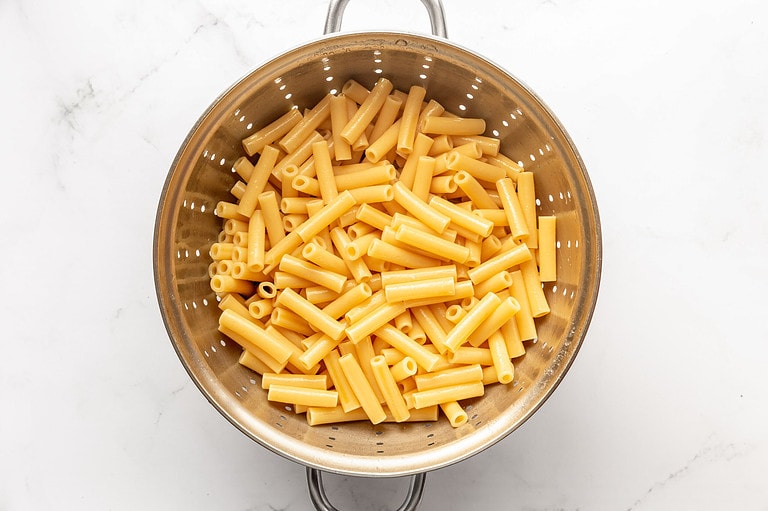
xmin=2 ymin=0 xmax=767 ymax=509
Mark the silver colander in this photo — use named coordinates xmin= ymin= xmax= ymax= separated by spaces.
xmin=153 ymin=1 xmax=602 ymax=509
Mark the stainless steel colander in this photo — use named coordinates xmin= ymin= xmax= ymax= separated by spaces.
xmin=153 ymin=0 xmax=601 ymax=509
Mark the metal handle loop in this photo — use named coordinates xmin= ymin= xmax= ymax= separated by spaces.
xmin=307 ymin=467 xmax=426 ymax=511
xmin=324 ymin=0 xmax=448 ymax=38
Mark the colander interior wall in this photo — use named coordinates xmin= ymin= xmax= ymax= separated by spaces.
xmin=154 ymin=31 xmax=601 ymax=477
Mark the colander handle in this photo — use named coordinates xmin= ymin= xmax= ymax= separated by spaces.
xmin=324 ymin=0 xmax=448 ymax=38
xmin=307 ymin=467 xmax=426 ymax=511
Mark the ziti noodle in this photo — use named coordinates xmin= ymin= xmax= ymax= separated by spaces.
xmin=209 ymin=77 xmax=556 ymax=427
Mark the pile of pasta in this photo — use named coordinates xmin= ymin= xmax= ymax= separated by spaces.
xmin=209 ymin=77 xmax=556 ymax=428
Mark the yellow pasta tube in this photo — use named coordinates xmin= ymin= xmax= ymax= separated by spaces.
xmin=390 ymin=356 xmax=418 ymax=382
xmin=354 ymin=337 xmax=386 ymax=403
xmin=428 ymin=134 xmax=453 ymax=157
xmin=445 ymin=304 xmax=467 ymax=324
xmin=261 ymin=373 xmax=328 ymax=390
xmin=467 ymin=242 xmax=531 ymax=284
xmin=242 ymin=108 xmax=303 ymax=156
xmin=257 ymin=281 xmax=277 ymax=300
xmin=248 ymin=298 xmax=274 ymax=320
xmin=335 ymin=164 xmax=396 ymax=190
xmin=268 ymin=384 xmax=338 ymax=408
xmin=480 ymin=234 xmax=503 ymax=262
xmin=345 ymin=301 xmax=406 ymax=344
xmin=370 ymin=355 xmax=410 ymax=422
xmin=275 ymin=288 xmax=347 ymax=341
xmin=496 ymin=178 xmax=530 ymax=243
xmin=380 ymin=265 xmax=458 ymax=287
xmin=474 ymin=209 xmax=508 ymax=226
xmin=329 ymin=226 xmax=373 ymax=282
xmin=509 ymin=270 xmax=537 ymax=341
xmin=389 ymin=214 xmax=457 ymax=242
xmin=273 ymin=271 xmax=315 ymax=290
xmin=278 ymin=254 xmax=347 ymax=294
xmin=257 ymin=190 xmax=285 ymax=247
xmin=312 ymin=140 xmax=338 ymax=203
xmin=232 ymin=157 xmax=255 ymax=183
xmin=341 ymin=77 xmax=393 ymax=145
xmin=399 ymin=133 xmax=435 ymax=189
xmin=369 ymin=94 xmax=403 ymax=143
xmin=210 ymin=242 xmax=235 ymax=261
xmin=279 ymin=94 xmax=331 ymax=154
xmin=448 ymin=347 xmax=493 ymax=365
xmin=473 ymin=270 xmax=512 ymax=298
xmin=238 ymin=350 xmax=272 ymax=375
xmin=384 ymin=276 xmax=456 ymax=303
xmin=344 ymin=291 xmax=387 ymax=324
xmin=374 ymin=324 xmax=442 ymax=372
xmin=322 ymin=349 xmax=361 ymax=412
xmin=414 ymin=364 xmax=483 ymax=391
xmin=394 ymin=224 xmax=471 ymax=264
xmin=281 ymin=164 xmax=300 ymax=199
xmin=488 ymin=330 xmax=515 ymax=384
xmin=403 ymin=279 xmax=474 ymax=308
xmin=322 ymin=282 xmax=373 ymax=319
xmin=306 ymin=405 xmax=368 ymax=426
xmin=295 ymin=333 xmax=338 ymax=373
xmin=516 ymin=172 xmax=538 ymax=248
xmin=538 ymin=215 xmax=557 ymax=282
xmin=246 ymin=211 xmax=266 ymax=272
xmin=348 ymin=185 xmax=394 ymax=204
xmin=421 ymin=116 xmax=486 ymax=136
xmin=501 ymin=317 xmax=525 ymax=359
xmin=219 ymin=293 xmax=260 ymax=322
xmin=416 ymin=99 xmax=445 ymax=131
xmin=338 ymin=353 xmax=387 ymax=424
xmin=341 ymin=79 xmax=370 ymax=104
xmin=236 ymin=145 xmax=281 ymax=218
xmin=397 ymin=85 xmax=427 ymax=155
xmin=520 ymin=257 xmax=550 ymax=318
xmin=219 ymin=309 xmax=294 ymax=365
xmin=446 ymin=151 xmax=506 ymax=183
xmin=392 ymin=181 xmax=450 ymax=234
xmin=443 ymin=292 xmax=502 ymax=352
xmin=329 ymin=94 xmax=352 ymax=161
xmin=280 ymin=197 xmax=315 ymax=215
xmin=364 ymin=119 xmax=401 ymax=163
xmin=428 ymin=196 xmax=494 ymax=238
xmin=216 ymin=200 xmax=247 ymax=221
xmin=440 ymin=401 xmax=468 ymax=427
xmin=430 ymin=175 xmax=458 ymax=195
xmin=292 ymin=175 xmax=321 ymax=196
xmin=411 ymin=156 xmax=436 ymax=202
xmin=412 ymin=381 xmax=485 ymax=409
xmin=451 ymin=135 xmax=500 ymax=156
xmin=486 ymin=153 xmax=524 ymax=180
xmin=367 ymin=238 xmax=441 ymax=269
xmin=410 ymin=305 xmax=449 ymax=354
xmin=210 ymin=275 xmax=254 ymax=295
xmin=294 ymin=190 xmax=356 ymax=242
xmin=453 ymin=171 xmax=498 ymax=209
xmin=305 ymin=286 xmax=340 ymax=305
xmin=301 ymin=241 xmax=349 ymax=276
xmin=354 ymin=203 xmax=393 ymax=231
xmin=270 ymin=308 xmax=315 ymax=337
xmin=224 ymin=218 xmax=249 ymax=236
xmin=222 ymin=324 xmax=286 ymax=374
xmin=466 ymin=296 xmax=520 ymax=347
xmin=272 ymin=130 xmax=323 ymax=179
xmin=282 ymin=214 xmax=307 ymax=232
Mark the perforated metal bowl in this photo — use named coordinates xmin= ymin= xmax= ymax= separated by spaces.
xmin=154 ymin=0 xmax=601 ymax=508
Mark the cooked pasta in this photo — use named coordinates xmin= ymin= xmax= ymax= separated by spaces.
xmin=210 ymin=79 xmax=558 ymax=428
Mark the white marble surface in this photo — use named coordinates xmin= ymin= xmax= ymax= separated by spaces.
xmin=2 ymin=0 xmax=767 ymax=509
